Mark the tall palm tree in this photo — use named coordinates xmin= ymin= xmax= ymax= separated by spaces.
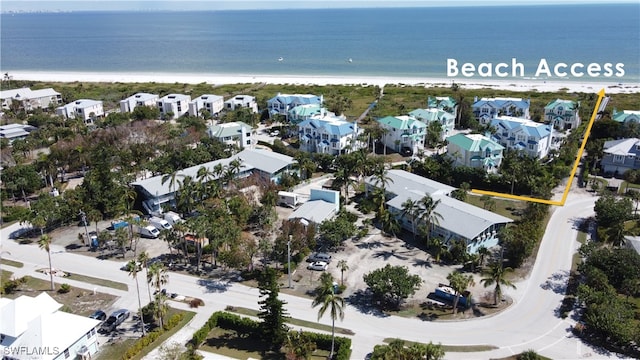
xmin=418 ymin=194 xmax=443 ymax=246
xmin=127 ymin=259 xmax=146 ymax=336
xmin=138 ymin=251 xmax=152 ymax=301
xmin=153 ymin=292 xmax=169 ymax=329
xmin=148 ymin=263 xmax=169 ymax=293
xmin=312 ymin=274 xmax=345 ymax=359
xmin=38 ymin=235 xmax=55 ymax=291
xmin=477 ymin=246 xmax=490 ymax=267
xmin=446 ymin=271 xmax=474 ymax=314
xmin=400 ymin=198 xmax=421 ymax=242
xmin=161 ymin=170 xmax=184 ymax=206
xmin=337 ymin=260 xmax=349 ymax=286
xmin=480 ymin=261 xmax=516 ymax=306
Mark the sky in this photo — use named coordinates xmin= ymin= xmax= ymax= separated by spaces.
xmin=1 ymin=0 xmax=638 ymax=12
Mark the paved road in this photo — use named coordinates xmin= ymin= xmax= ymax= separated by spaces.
xmin=1 ymin=191 xmax=619 ymax=359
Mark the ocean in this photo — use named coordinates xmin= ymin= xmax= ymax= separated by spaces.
xmin=1 ymin=4 xmax=639 ymax=83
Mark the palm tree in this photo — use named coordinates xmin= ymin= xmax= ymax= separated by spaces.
xmin=480 ymin=261 xmax=516 ymax=306
xmin=480 ymin=194 xmax=496 ymax=211
xmin=127 ymin=259 xmax=146 ymax=336
xmin=153 ymin=292 xmax=169 ymax=329
xmin=477 ymin=246 xmax=490 ymax=267
xmin=161 ymin=170 xmax=184 ymax=207
xmin=446 ymin=271 xmax=474 ymax=314
xmin=38 ymin=235 xmax=55 ymax=291
xmin=337 ymin=260 xmax=349 ymax=286
xmin=148 ymin=263 xmax=169 ymax=294
xmin=418 ymin=194 xmax=443 ymax=246
xmin=400 ymin=198 xmax=421 ymax=242
xmin=312 ymin=274 xmax=345 ymax=359
xmin=138 ymin=251 xmax=152 ymax=301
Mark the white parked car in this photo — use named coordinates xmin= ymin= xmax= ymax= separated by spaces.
xmin=307 ymin=261 xmax=328 ymax=271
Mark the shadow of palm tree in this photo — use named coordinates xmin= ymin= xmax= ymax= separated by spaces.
xmin=345 ymin=289 xmax=389 ymax=318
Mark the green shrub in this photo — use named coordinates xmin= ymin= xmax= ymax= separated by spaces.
xmin=121 ymin=313 xmax=184 ymax=360
xmin=58 ymin=283 xmax=71 ymax=294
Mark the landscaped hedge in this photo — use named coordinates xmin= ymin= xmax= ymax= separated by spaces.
xmin=189 ymin=311 xmax=352 ymax=360
xmin=122 ymin=312 xmax=184 ymax=360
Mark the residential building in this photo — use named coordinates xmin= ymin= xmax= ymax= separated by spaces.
xmin=288 ymin=189 xmax=340 ymax=226
xmin=207 ymin=121 xmax=255 ymax=149
xmin=0 ymin=124 xmax=37 ymax=143
xmin=224 ymin=95 xmax=258 ymax=113
xmin=427 ymin=96 xmax=458 ymax=120
xmin=298 ymin=115 xmax=362 ymax=155
xmin=132 ymin=148 xmax=297 ymax=214
xmin=544 ymin=99 xmax=580 ymax=130
xmin=0 ymin=87 xmax=62 ymax=111
xmin=612 ymin=109 xmax=640 ymax=125
xmin=157 ymin=94 xmax=191 ymax=119
xmin=472 ymin=97 xmax=530 ymax=124
xmin=446 ymin=133 xmax=504 ymax=172
xmin=56 ymin=99 xmax=104 ymax=125
xmin=408 ymin=108 xmax=455 ymax=140
xmin=365 ymin=170 xmax=513 ymax=253
xmin=267 ymin=93 xmax=322 ymax=119
xmin=376 ymin=115 xmax=427 ymax=154
xmin=600 ymin=138 xmax=640 ymax=175
xmin=288 ymin=103 xmax=326 ymax=124
xmin=120 ymin=92 xmax=159 ymax=113
xmin=0 ymin=292 xmax=101 ymax=360
xmin=188 ymin=94 xmax=224 ymax=117
xmin=490 ymin=116 xmax=552 ymax=159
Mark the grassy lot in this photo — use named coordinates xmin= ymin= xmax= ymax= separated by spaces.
xmin=2 ymin=274 xmax=117 ymax=316
xmin=65 ymin=272 xmax=129 ymax=291
xmin=381 ymin=337 xmax=497 ymax=353
xmin=225 ymin=305 xmax=355 ymax=335
xmin=200 ymin=327 xmax=331 ymax=360
xmin=465 ymin=194 xmax=525 ymax=221
xmin=618 ymin=180 xmax=640 ymax=194
xmin=96 ymin=308 xmax=195 ymax=360
xmin=0 ymin=258 xmax=24 ymax=268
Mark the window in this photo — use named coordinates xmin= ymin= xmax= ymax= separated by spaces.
xmin=528 ymin=144 xmax=535 ymax=150
xmin=246 ymin=132 xmax=251 ymax=137
xmin=482 ymin=108 xmax=489 ymax=114
xmin=613 ymin=154 xmax=624 ymax=163
xmin=64 ymin=349 xmax=70 ymax=359
xmin=246 ymin=140 xmax=251 ymax=145
xmin=305 ymin=128 xmax=311 ymax=134
xmin=321 ymin=134 xmax=329 ymax=140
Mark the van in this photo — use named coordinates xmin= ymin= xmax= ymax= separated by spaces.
xmin=149 ymin=216 xmax=172 ymax=231
xmin=137 ymin=225 xmax=160 ymax=238
xmin=163 ymin=211 xmax=183 ymax=226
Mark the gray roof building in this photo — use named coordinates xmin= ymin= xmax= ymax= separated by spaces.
xmin=366 ymin=169 xmax=512 ymax=253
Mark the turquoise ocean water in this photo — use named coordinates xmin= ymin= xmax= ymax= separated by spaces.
xmin=1 ymin=4 xmax=639 ymax=83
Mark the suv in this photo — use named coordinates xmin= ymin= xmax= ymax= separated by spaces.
xmin=307 ymin=252 xmax=331 ymax=263
xmin=100 ymin=309 xmax=130 ymax=333
xmin=88 ymin=310 xmax=107 ymax=322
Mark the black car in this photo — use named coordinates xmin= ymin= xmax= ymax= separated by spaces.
xmin=89 ymin=310 xmax=107 ymax=322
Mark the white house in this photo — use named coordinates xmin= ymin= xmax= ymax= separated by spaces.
xmin=376 ymin=115 xmax=427 ymax=154
xmin=365 ymin=170 xmax=513 ymax=254
xmin=224 ymin=95 xmax=258 ymax=113
xmin=490 ymin=116 xmax=552 ymax=159
xmin=207 ymin=121 xmax=255 ymax=150
xmin=0 ymin=293 xmax=101 ymax=360
xmin=473 ymin=97 xmax=530 ymax=125
xmin=446 ymin=133 xmax=504 ymax=172
xmin=157 ymin=94 xmax=191 ymax=119
xmin=188 ymin=94 xmax=224 ymax=117
xmin=0 ymin=87 xmax=62 ymax=111
xmin=408 ymin=108 xmax=455 ymax=140
xmin=56 ymin=99 xmax=104 ymax=125
xmin=267 ymin=93 xmax=322 ymax=119
xmin=544 ymin=99 xmax=580 ymax=130
xmin=120 ymin=92 xmax=159 ymax=113
xmin=0 ymin=124 xmax=37 ymax=143
xmin=288 ymin=189 xmax=340 ymax=226
xmin=298 ymin=115 xmax=362 ymax=155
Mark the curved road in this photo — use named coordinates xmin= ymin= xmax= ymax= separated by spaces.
xmin=1 ymin=192 xmax=611 ymax=359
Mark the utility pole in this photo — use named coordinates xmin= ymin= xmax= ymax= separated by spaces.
xmin=287 ymin=235 xmax=292 ymax=289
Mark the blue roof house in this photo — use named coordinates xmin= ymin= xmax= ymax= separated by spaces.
xmin=600 ymin=138 xmax=640 ymax=175
xmin=490 ymin=116 xmax=552 ymax=159
xmin=473 ymin=97 xmax=530 ymax=125
xmin=267 ymin=93 xmax=322 ymax=120
xmin=298 ymin=115 xmax=362 ymax=155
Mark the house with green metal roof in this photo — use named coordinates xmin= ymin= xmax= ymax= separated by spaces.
xmin=267 ymin=93 xmax=322 ymax=120
xmin=612 ymin=109 xmax=640 ymax=124
xmin=408 ymin=108 xmax=455 ymax=140
xmin=287 ymin=103 xmax=343 ymax=124
xmin=446 ymin=133 xmax=504 ymax=172
xmin=544 ymin=99 xmax=580 ymax=130
xmin=207 ymin=121 xmax=255 ymax=150
xmin=376 ymin=115 xmax=427 ymax=154
xmin=427 ymin=96 xmax=458 ymax=119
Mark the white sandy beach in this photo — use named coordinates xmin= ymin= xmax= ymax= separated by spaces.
xmin=7 ymin=70 xmax=640 ymax=94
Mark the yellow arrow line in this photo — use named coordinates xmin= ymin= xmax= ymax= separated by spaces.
xmin=471 ymin=88 xmax=606 ymax=206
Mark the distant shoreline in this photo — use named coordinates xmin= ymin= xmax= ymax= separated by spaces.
xmin=7 ymin=71 xmax=640 ymax=94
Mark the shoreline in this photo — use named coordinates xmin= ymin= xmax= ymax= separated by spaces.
xmin=7 ymin=70 xmax=640 ymax=94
